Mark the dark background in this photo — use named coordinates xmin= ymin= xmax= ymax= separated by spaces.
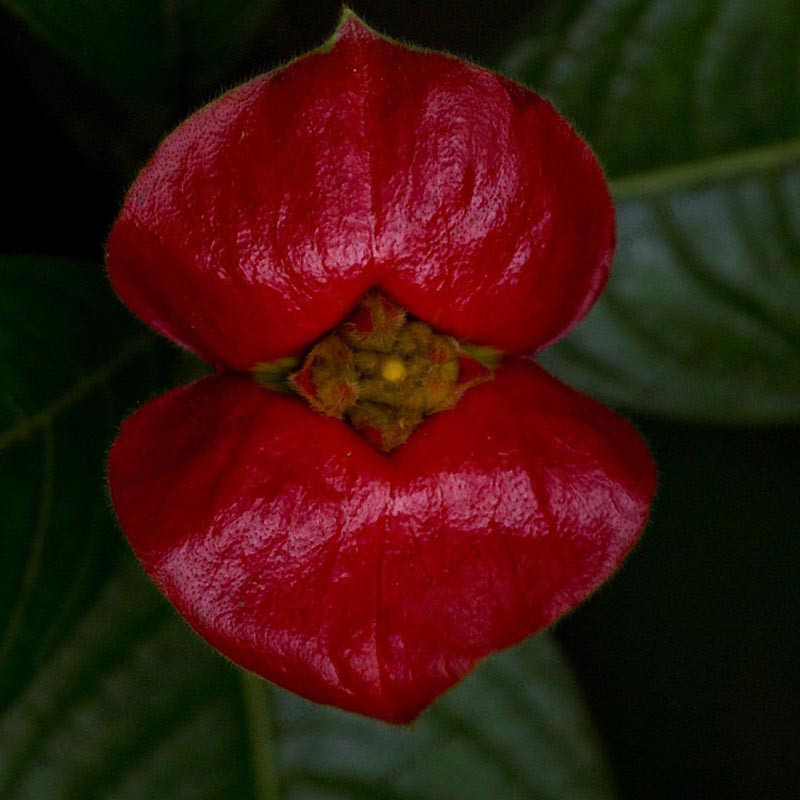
xmin=2 ymin=1 xmax=797 ymax=798
xmin=1 ymin=0 xmax=538 ymax=260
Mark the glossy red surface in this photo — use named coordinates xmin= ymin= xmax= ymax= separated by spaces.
xmin=106 ymin=16 xmax=613 ymax=370
xmin=106 ymin=13 xmax=653 ymax=722
xmin=109 ymin=361 xmax=654 ymax=722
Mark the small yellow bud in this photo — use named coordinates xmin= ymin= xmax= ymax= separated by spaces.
xmin=381 ymin=357 xmax=407 ymax=383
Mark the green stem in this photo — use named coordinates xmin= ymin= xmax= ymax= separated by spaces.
xmin=239 ymin=671 xmax=280 ymax=800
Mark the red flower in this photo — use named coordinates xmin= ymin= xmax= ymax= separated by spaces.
xmin=107 ymin=11 xmax=655 ymax=723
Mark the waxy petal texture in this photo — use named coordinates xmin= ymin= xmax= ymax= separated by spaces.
xmin=110 ymin=361 xmax=654 ymax=722
xmin=106 ymin=12 xmax=653 ymax=722
xmin=106 ymin=17 xmax=614 ymax=370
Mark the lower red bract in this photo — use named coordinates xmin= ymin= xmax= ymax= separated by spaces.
xmin=109 ymin=360 xmax=654 ymax=722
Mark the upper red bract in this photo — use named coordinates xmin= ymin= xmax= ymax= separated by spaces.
xmin=106 ymin=12 xmax=654 ymax=723
xmin=107 ymin=15 xmax=613 ymax=370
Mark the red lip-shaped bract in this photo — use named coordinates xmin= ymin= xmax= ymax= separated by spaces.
xmin=107 ymin=12 xmax=655 ymax=722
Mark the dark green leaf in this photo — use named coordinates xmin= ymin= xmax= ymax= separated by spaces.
xmin=0 ymin=0 xmax=282 ymax=176
xmin=0 ymin=256 xmax=171 ymax=712
xmin=498 ymin=0 xmax=800 ymax=422
xmin=0 ymin=558 xmax=617 ymax=800
xmin=0 ymin=0 xmax=280 ymax=115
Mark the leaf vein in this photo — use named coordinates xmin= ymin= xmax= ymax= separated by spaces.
xmin=0 ymin=425 xmax=55 ymax=664
xmin=0 ymin=333 xmax=153 ymax=453
xmin=611 ymin=137 xmax=800 ymax=199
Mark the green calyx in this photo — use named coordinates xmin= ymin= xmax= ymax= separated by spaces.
xmin=286 ymin=292 xmax=494 ymax=452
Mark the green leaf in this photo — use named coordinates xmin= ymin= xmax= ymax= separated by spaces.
xmin=0 ymin=256 xmax=172 ymax=713
xmin=1 ymin=0 xmax=280 ymax=115
xmin=498 ymin=0 xmax=800 ymax=423
xmin=0 ymin=0 xmax=282 ymax=176
xmin=0 ymin=558 xmax=617 ymax=800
